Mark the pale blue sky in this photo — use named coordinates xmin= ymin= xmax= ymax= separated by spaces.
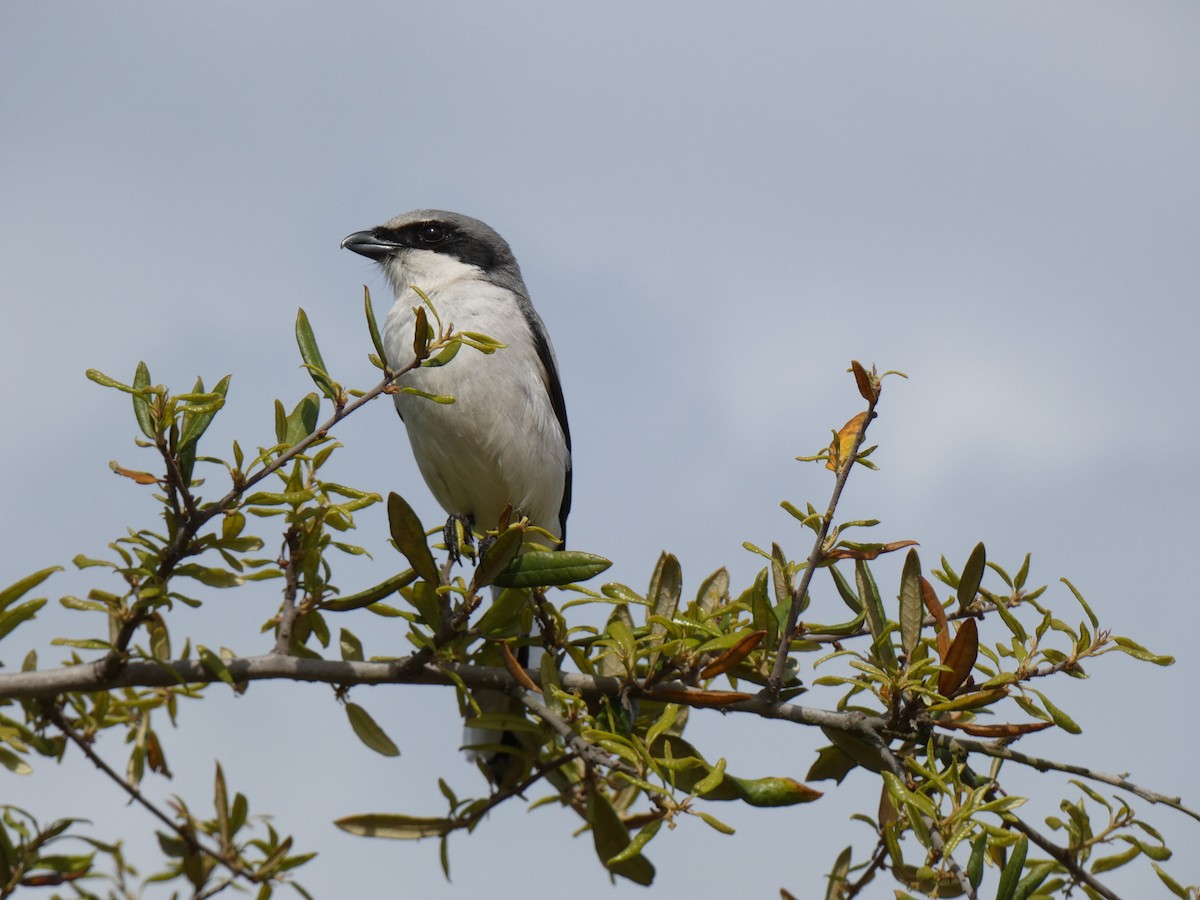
xmin=2 ymin=3 xmax=1198 ymax=897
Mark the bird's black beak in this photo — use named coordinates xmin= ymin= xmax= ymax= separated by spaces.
xmin=341 ymin=230 xmax=397 ymax=260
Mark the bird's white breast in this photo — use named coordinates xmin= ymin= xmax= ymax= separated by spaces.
xmin=380 ymin=252 xmax=569 ymax=540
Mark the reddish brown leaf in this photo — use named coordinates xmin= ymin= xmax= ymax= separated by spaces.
xmin=700 ymin=629 xmax=767 ymax=679
xmin=499 ymin=640 xmax=542 ymax=694
xmin=651 ymin=688 xmax=752 ymax=708
xmin=109 ymin=461 xmax=159 ymax=484
xmin=850 ymin=360 xmax=878 ymax=403
xmin=921 ymin=576 xmax=951 ymax=659
xmin=934 ymin=719 xmax=1054 ymax=738
xmin=826 ymin=412 xmax=870 ymax=472
xmin=938 ymin=617 xmax=979 ymax=697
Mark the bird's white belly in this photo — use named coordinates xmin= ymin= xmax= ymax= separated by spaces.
xmin=383 ymin=286 xmax=567 ymax=539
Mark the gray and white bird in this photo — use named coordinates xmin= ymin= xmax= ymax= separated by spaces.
xmin=341 ymin=209 xmax=572 ymax=547
xmin=341 ymin=210 xmax=571 ymax=776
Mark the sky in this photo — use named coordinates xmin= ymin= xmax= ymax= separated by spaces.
xmin=2 ymin=2 xmax=1198 ymax=897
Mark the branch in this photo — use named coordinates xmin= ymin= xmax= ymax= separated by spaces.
xmin=874 ymin=732 xmax=977 ymax=899
xmin=935 ymin=733 xmax=1200 ymax=824
xmin=768 ymin=384 xmax=880 ymax=696
xmin=41 ymin=703 xmax=260 ymax=888
xmin=1002 ymin=811 xmax=1122 ymax=900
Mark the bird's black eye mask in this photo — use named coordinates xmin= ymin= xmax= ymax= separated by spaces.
xmin=373 ymin=222 xmax=501 ymax=272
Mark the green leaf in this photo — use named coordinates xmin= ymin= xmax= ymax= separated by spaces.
xmin=827 ymin=563 xmax=862 ymax=614
xmin=321 ymin=571 xmax=416 ymax=612
xmin=898 ymin=548 xmax=922 ymax=660
xmin=197 ymin=645 xmax=235 ymax=686
xmin=958 ymin=542 xmax=986 ymax=609
xmin=645 ymin=552 xmax=682 ymax=675
xmin=339 ymin=628 xmax=364 ymax=662
xmin=1029 ymin=688 xmax=1081 ymax=734
xmin=476 ymin=587 xmax=531 ymax=637
xmin=295 ymin=308 xmax=338 ymax=400
xmin=283 ymin=393 xmax=321 ymax=447
xmin=1111 ymin=636 xmax=1174 ymax=666
xmin=335 ymin=813 xmax=452 ymax=839
xmin=492 ymin=550 xmax=611 ymax=589
xmin=1091 ymin=842 xmax=1141 ymax=873
xmin=345 ymin=703 xmax=400 ymax=756
xmin=995 ymin=834 xmax=1028 ymax=900
xmin=857 ymin=559 xmax=895 ymax=672
xmin=472 ymin=525 xmax=524 ymax=590
xmin=587 ymin=789 xmax=655 ymax=885
xmin=695 ymin=567 xmax=729 ymax=614
xmin=695 ymin=811 xmax=735 ymax=834
xmin=0 ymin=566 xmax=61 ymax=612
xmin=132 ymin=361 xmax=155 ymax=439
xmin=85 ymin=368 xmax=133 ymax=393
xmin=1060 ymin=577 xmax=1099 ymax=630
xmin=178 ymin=374 xmax=230 ymax=450
xmin=0 ymin=745 xmax=32 ymax=775
xmin=807 ymin=744 xmax=858 ymax=784
xmin=0 ymin=599 xmax=47 ymax=642
xmin=363 ymin=286 xmax=387 ymax=365
xmin=386 ymin=493 xmax=438 ymax=584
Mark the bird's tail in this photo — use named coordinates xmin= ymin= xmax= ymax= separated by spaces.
xmin=461 ymin=585 xmax=544 ymax=784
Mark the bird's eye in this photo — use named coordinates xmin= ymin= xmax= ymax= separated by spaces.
xmin=418 ymin=223 xmax=446 ymax=244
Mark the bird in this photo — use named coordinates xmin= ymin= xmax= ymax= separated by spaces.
xmin=341 ymin=209 xmax=571 ymax=778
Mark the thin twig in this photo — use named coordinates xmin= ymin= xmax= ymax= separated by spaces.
xmin=42 ymin=703 xmax=258 ymax=888
xmin=272 ymin=527 xmax=302 ymax=655
xmin=768 ymin=391 xmax=880 ymax=696
xmin=936 ymin=734 xmax=1200 ymax=823
xmin=875 ymin=734 xmax=977 ymax=899
xmin=1003 ymin=811 xmax=1122 ymax=900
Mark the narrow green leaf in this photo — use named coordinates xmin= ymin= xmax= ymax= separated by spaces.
xmin=398 ymin=385 xmax=455 ymax=404
xmin=295 ymin=308 xmax=338 ymax=400
xmin=283 ymin=393 xmax=321 ymax=447
xmin=958 ymin=542 xmax=986 ymax=609
xmin=857 ymin=559 xmax=895 ymax=672
xmin=1060 ymin=577 xmax=1099 ymax=629
xmin=0 ymin=566 xmax=62 ymax=611
xmin=827 ymin=563 xmax=862 ymax=614
xmin=995 ymin=834 xmax=1028 ymax=900
xmin=386 ymin=493 xmax=438 ymax=584
xmin=695 ymin=811 xmax=735 ymax=835
xmin=335 ymin=813 xmax=452 ymax=839
xmin=692 ymin=757 xmax=727 ymax=796
xmin=492 ymin=550 xmax=611 ymax=589
xmin=197 ymin=645 xmax=235 ymax=686
xmin=473 ymin=588 xmax=527 ymax=638
xmin=178 ymin=374 xmax=230 ymax=450
xmin=345 ymin=703 xmax=401 ymax=756
xmin=899 ymin=549 xmax=922 ymax=660
xmin=1091 ymin=842 xmax=1141 ymax=873
xmin=0 ymin=599 xmax=46 ymax=642
xmin=85 ymin=368 xmax=133 ymax=393
xmin=340 ymin=628 xmax=364 ymax=662
xmin=1111 ymin=636 xmax=1174 ymax=666
xmin=132 ymin=361 xmax=155 ymax=438
xmin=587 ymin=789 xmax=656 ymax=885
xmin=472 ymin=525 xmax=524 ymax=590
xmin=321 ymin=571 xmax=416 ymax=612
xmin=1030 ymin=688 xmax=1082 ymax=734
xmin=363 ymin=286 xmax=387 ymax=365
xmin=695 ymin=567 xmax=729 ymax=614
xmin=645 ymin=552 xmax=682 ymax=676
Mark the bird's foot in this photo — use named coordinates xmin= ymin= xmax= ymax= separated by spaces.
xmin=443 ymin=513 xmax=476 ymax=565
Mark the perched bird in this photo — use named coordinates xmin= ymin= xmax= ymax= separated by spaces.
xmin=341 ymin=210 xmax=571 ymax=777
xmin=341 ymin=210 xmax=571 ymax=547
